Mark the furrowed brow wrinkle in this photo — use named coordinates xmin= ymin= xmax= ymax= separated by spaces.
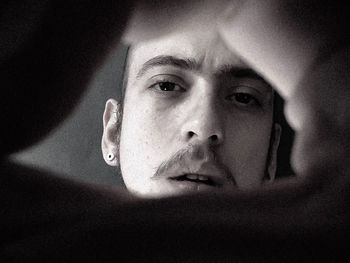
xmin=136 ymin=55 xmax=200 ymax=79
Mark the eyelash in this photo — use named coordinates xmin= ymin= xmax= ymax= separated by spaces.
xmin=150 ymin=81 xmax=186 ymax=92
xmin=226 ymin=92 xmax=260 ymax=107
xmin=148 ymin=74 xmax=187 ymax=94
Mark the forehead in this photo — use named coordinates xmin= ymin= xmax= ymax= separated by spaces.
xmin=128 ymin=29 xmax=248 ymax=78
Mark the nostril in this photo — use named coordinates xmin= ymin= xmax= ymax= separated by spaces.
xmin=187 ymin=131 xmax=195 ymax=139
xmin=185 ymin=131 xmax=220 ymax=144
xmin=209 ymin=134 xmax=219 ymax=143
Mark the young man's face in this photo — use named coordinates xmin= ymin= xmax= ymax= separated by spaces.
xmin=103 ymin=29 xmax=280 ymax=197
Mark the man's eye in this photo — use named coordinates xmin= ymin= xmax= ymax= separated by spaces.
xmin=153 ymin=81 xmax=185 ymax=92
xmin=226 ymin=93 xmax=258 ymax=105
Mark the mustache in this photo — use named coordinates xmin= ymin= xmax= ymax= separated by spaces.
xmin=151 ymin=144 xmax=235 ymax=183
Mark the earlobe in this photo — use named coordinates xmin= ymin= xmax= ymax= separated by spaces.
xmin=267 ymin=123 xmax=282 ymax=182
xmin=101 ymin=99 xmax=122 ymax=167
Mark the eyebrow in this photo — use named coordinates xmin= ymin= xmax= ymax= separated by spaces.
xmin=136 ymin=55 xmax=199 ymax=79
xmin=217 ymin=65 xmax=267 ymax=83
xmin=136 ymin=55 xmax=269 ymax=86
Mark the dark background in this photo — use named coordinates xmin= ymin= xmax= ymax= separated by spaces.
xmin=12 ymin=44 xmax=128 ymax=186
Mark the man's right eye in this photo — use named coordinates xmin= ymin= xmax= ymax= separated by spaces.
xmin=152 ymin=81 xmax=185 ymax=92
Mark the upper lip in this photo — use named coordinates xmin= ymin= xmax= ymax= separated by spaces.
xmin=151 ymin=143 xmax=236 ymax=187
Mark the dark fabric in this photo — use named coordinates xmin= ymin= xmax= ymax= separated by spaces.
xmin=1 ymin=159 xmax=349 ymax=262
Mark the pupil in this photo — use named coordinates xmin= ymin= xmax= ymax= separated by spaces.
xmin=159 ymin=82 xmax=174 ymax=91
xmin=236 ymin=93 xmax=251 ymax=103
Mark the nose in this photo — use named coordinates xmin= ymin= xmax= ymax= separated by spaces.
xmin=181 ymin=97 xmax=224 ymax=146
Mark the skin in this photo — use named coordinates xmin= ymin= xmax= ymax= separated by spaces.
xmin=102 ymin=28 xmax=280 ymax=197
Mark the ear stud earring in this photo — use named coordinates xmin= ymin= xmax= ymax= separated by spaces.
xmin=107 ymin=153 xmax=115 ymax=161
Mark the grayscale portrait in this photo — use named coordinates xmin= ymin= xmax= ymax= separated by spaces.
xmin=3 ymin=1 xmax=350 ymax=262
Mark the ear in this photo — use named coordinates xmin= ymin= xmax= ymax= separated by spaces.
xmin=101 ymin=99 xmax=122 ymax=167
xmin=267 ymin=123 xmax=282 ymax=182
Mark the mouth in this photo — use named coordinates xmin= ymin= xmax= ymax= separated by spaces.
xmin=152 ymin=147 xmax=235 ymax=193
xmin=169 ymin=173 xmax=220 ymax=187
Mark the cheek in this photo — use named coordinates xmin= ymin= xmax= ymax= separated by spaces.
xmin=122 ymin=103 xmax=177 ymax=149
xmin=120 ymin=105 xmax=157 ymax=167
xmin=222 ymin=116 xmax=272 ymax=187
xmin=119 ymin=100 xmax=179 ymax=189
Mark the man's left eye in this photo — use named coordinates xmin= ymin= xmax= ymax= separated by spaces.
xmin=226 ymin=93 xmax=257 ymax=105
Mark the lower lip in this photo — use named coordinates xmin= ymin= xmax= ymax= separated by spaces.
xmin=168 ymin=179 xmax=217 ymax=193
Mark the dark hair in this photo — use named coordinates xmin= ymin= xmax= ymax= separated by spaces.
xmin=273 ymin=92 xmax=295 ymax=177
xmin=120 ymin=45 xmax=132 ymax=106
